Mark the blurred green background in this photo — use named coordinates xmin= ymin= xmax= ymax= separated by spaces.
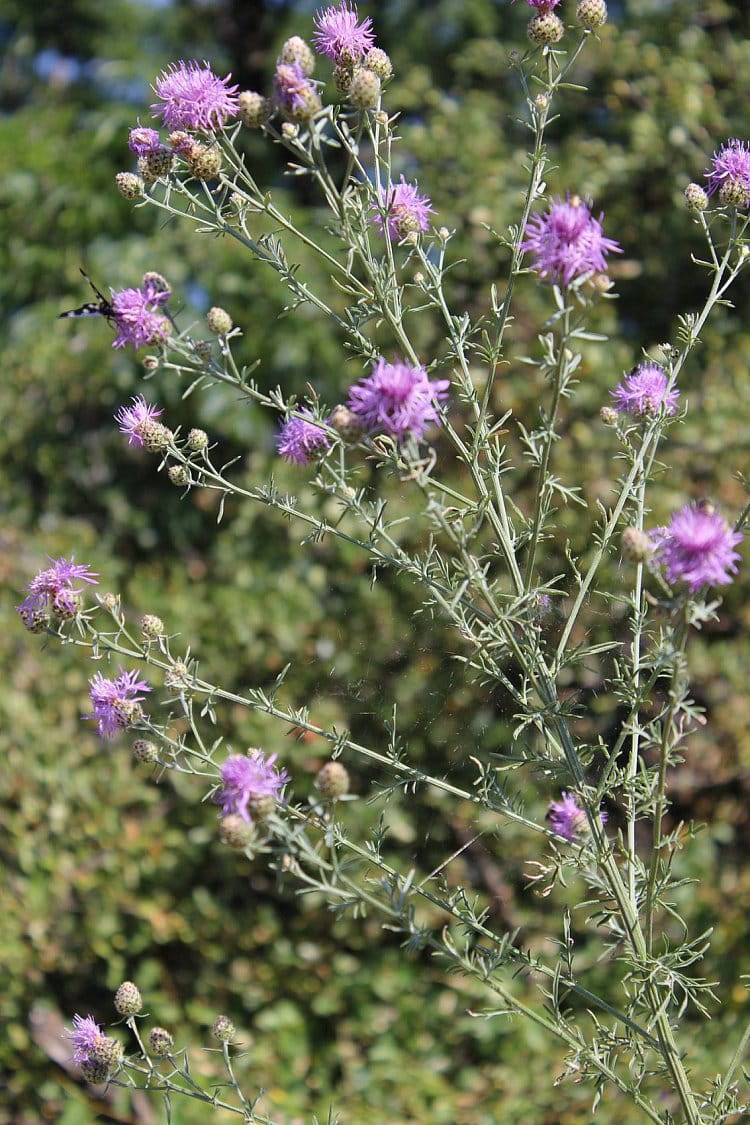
xmin=4 ymin=0 xmax=750 ymax=1120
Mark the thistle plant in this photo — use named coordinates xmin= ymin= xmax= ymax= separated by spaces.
xmin=20 ymin=0 xmax=750 ymax=1119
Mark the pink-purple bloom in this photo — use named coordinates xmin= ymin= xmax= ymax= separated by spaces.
xmin=274 ymin=62 xmax=316 ymax=115
xmin=521 ymin=196 xmax=622 ymax=286
xmin=346 ymin=357 xmax=450 ymax=441
xmin=705 ymin=138 xmax=750 ymax=201
xmin=215 ymin=751 xmax=290 ymax=822
xmin=115 ymin=395 xmax=164 ymax=446
xmin=88 ymin=668 xmax=151 ymax=740
xmin=649 ymin=504 xmax=743 ymax=592
xmin=371 ymin=176 xmax=434 ymax=241
xmin=276 ymin=411 xmax=331 ymax=465
xmin=128 ymin=126 xmax=163 ymax=156
xmin=313 ymin=1 xmax=375 ymax=62
xmin=111 ymin=277 xmax=171 ymax=350
xmin=151 ymin=60 xmax=240 ymax=132
xmin=524 ymin=0 xmax=561 ymax=8
xmin=16 ymin=556 xmax=98 ymax=626
xmin=549 ymin=792 xmax=607 ymax=842
xmin=65 ymin=1015 xmax=103 ymax=1064
xmin=611 ymin=363 xmax=680 ymax=417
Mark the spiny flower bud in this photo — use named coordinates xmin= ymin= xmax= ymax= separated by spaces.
xmin=24 ymin=605 xmax=51 ymax=633
xmin=212 ymin=1015 xmax=235 ymax=1043
xmin=114 ymin=981 xmax=143 ymax=1016
xmin=622 ymin=527 xmax=654 ymax=563
xmin=100 ymin=592 xmax=121 ymax=615
xmin=133 ymin=739 xmax=158 ymax=763
xmin=114 ymin=699 xmax=144 ymax=728
xmin=207 ymin=306 xmax=233 ymax=335
xmin=116 ymin=172 xmax=144 ymax=199
xmin=576 ymin=0 xmax=608 ymax=30
xmin=169 ymin=131 xmax=199 ymax=158
xmin=54 ymin=591 xmax=83 ymax=620
xmin=143 ymin=271 xmax=170 ymax=295
xmin=143 ymin=356 xmax=160 ymax=372
xmin=168 ymin=464 xmax=190 ymax=488
xmin=239 ymin=90 xmax=270 ymax=128
xmin=219 ymin=813 xmax=257 ymax=850
xmin=349 ymin=66 xmax=381 ymax=106
xmin=363 ymin=47 xmax=393 ymax=82
xmin=684 ymin=183 xmax=708 ymax=212
xmin=332 ymin=64 xmax=353 ymax=94
xmin=194 ymin=339 xmax=212 ymax=362
xmin=288 ymin=86 xmax=321 ymax=123
xmin=138 ymin=420 xmax=173 ymax=453
xmin=141 ymin=614 xmax=165 ymax=638
xmin=527 ymin=12 xmax=564 ymax=46
xmin=164 ymin=660 xmax=190 ymax=692
xmin=600 ymin=405 xmax=619 ymax=426
xmin=246 ymin=793 xmax=277 ymax=821
xmin=281 ymin=121 xmax=299 ymax=139
xmin=349 ymin=67 xmax=381 ymax=110
xmin=719 ymin=177 xmax=750 ymax=209
xmin=278 ymin=36 xmax=315 ymax=76
xmin=188 ymin=144 xmax=222 ymax=181
xmin=186 ymin=428 xmax=209 ymax=452
xmin=83 ymin=1035 xmax=124 ymax=1080
xmin=138 ymin=150 xmax=174 ymax=185
xmin=315 ymin=760 xmax=350 ymax=800
xmin=149 ymin=1027 xmax=174 ymax=1057
xmin=328 ymin=404 xmax=363 ymax=441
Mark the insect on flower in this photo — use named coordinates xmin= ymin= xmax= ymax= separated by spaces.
xmin=59 ymin=269 xmax=115 ymax=323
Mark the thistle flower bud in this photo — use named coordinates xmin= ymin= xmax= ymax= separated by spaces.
xmin=139 ymin=421 xmax=173 ymax=453
xmin=138 ymin=150 xmax=174 ymax=185
xmin=438 ymin=226 xmax=450 ymax=241
xmin=142 ymin=271 xmax=170 ymax=296
xmin=329 ymin=404 xmax=363 ymax=440
xmin=600 ymin=405 xmax=619 ymax=426
xmin=164 ymin=660 xmax=190 ymax=692
xmin=114 ymin=699 xmax=144 ymax=728
xmin=187 ymin=428 xmax=209 ymax=452
xmin=282 ymin=121 xmax=299 ymax=139
xmin=374 ymin=110 xmax=389 ymax=129
xmin=239 ymin=91 xmax=270 ymax=128
xmin=100 ymin=592 xmax=121 ymax=615
xmin=683 ymin=183 xmax=707 ymax=212
xmin=246 ymin=793 xmax=277 ymax=821
xmin=332 ymin=64 xmax=353 ymax=94
xmin=141 ymin=614 xmax=165 ymax=638
xmin=289 ymin=87 xmax=322 ymax=123
xmin=149 ymin=1027 xmax=174 ymax=1057
xmin=622 ymin=527 xmax=654 ymax=563
xmin=719 ymin=177 xmax=750 ymax=209
xmin=349 ymin=67 xmax=381 ymax=110
xmin=116 ymin=172 xmax=144 ymax=199
xmin=219 ymin=813 xmax=257 ymax=850
xmin=188 ymin=144 xmax=222 ymax=181
xmin=194 ymin=339 xmax=212 ymax=362
xmin=169 ymin=131 xmax=199 ymax=158
xmin=143 ymin=356 xmax=160 ymax=372
xmin=114 ymin=981 xmax=143 ymax=1016
xmin=84 ymin=1036 xmax=124 ymax=1080
xmin=168 ymin=464 xmax=190 ymax=488
xmin=527 ymin=12 xmax=564 ymax=46
xmin=278 ymin=36 xmax=315 ymax=76
xmin=207 ymin=306 xmax=233 ymax=335
xmin=315 ymin=760 xmax=350 ymax=799
xmin=54 ymin=591 xmax=82 ymax=620
xmin=363 ymin=47 xmax=393 ymax=82
xmin=24 ymin=605 xmax=51 ymax=633
xmin=576 ymin=0 xmax=608 ymax=30
xmin=133 ymin=739 xmax=158 ymax=763
xmin=212 ymin=1015 xmax=235 ymax=1043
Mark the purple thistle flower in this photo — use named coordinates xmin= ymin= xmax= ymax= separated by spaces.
xmin=151 ymin=60 xmax=240 ymax=132
xmin=313 ymin=1 xmax=375 ymax=63
xmin=611 ymin=363 xmax=680 ymax=417
xmin=88 ymin=668 xmax=151 ymax=740
xmin=128 ymin=126 xmax=163 ymax=156
xmin=65 ymin=1014 xmax=103 ymax=1064
xmin=274 ymin=62 xmax=317 ymax=116
xmin=346 ymin=357 xmax=450 ymax=441
xmin=521 ymin=196 xmax=622 ymax=286
xmin=649 ymin=504 xmax=743 ymax=592
xmin=549 ymin=792 xmax=607 ymax=842
xmin=115 ymin=395 xmax=164 ymax=447
xmin=215 ymin=751 xmax=290 ymax=823
xmin=523 ymin=0 xmax=561 ymax=8
xmin=276 ymin=411 xmax=331 ymax=465
xmin=111 ymin=278 xmax=171 ymax=350
xmin=705 ymin=138 xmax=750 ymax=201
xmin=16 ymin=556 xmax=98 ymax=626
xmin=371 ymin=176 xmax=435 ymax=241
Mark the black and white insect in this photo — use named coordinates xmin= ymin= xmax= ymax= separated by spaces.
xmin=58 ymin=269 xmax=115 ymax=323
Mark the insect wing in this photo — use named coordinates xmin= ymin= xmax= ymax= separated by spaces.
xmin=59 ymin=270 xmax=115 ymax=322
